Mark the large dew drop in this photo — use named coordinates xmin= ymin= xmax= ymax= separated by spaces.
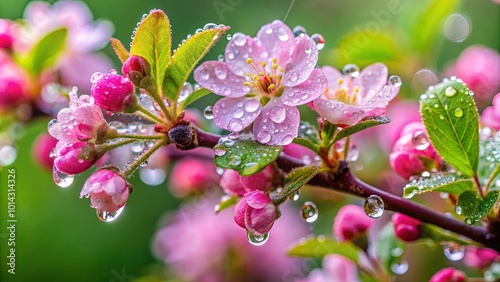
xmin=454 ymin=108 xmax=464 ymax=118
xmin=445 ymin=86 xmax=457 ymax=97
xmin=391 ymin=261 xmax=409 ymax=275
xmin=52 ymin=166 xmax=74 ymax=188
xmin=293 ymin=25 xmax=307 ymax=37
xmin=412 ymin=130 xmax=430 ymax=150
xmin=204 ymin=106 xmax=214 ymax=119
xmin=96 ymin=206 xmax=125 ymax=223
xmin=203 ymin=23 xmax=217 ymax=30
xmin=301 ymin=201 xmax=319 ymax=223
xmin=247 ymin=231 xmax=269 ymax=246
xmin=269 ymin=106 xmax=286 ymax=123
xmin=364 ymin=195 xmax=384 ymax=218
xmin=311 ymin=33 xmax=325 ymax=50
xmin=443 ymin=243 xmax=465 ymax=261
xmin=342 ymin=64 xmax=360 ymax=78
xmin=388 ymin=75 xmax=402 ymax=87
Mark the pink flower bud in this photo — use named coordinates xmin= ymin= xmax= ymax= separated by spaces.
xmin=389 ymin=122 xmax=442 ymax=179
xmin=464 ymin=246 xmax=499 ymax=269
xmin=234 ymin=191 xmax=277 ymax=235
xmin=121 ymin=55 xmax=150 ymax=85
xmin=220 ymin=166 xmax=275 ymax=196
xmin=482 ymin=92 xmax=500 ymax=130
xmin=429 ymin=267 xmax=466 ymax=282
xmin=333 ymin=204 xmax=374 ymax=241
xmin=0 ymin=55 xmax=30 ymax=108
xmin=32 ymin=133 xmax=58 ymax=170
xmin=392 ymin=213 xmax=421 ymax=242
xmin=0 ymin=19 xmax=15 ymax=49
xmin=80 ymin=168 xmax=130 ymax=213
xmin=54 ymin=141 xmax=97 ymax=174
xmin=282 ymin=143 xmax=316 ymax=160
xmin=168 ymin=157 xmax=220 ymax=197
xmin=90 ymin=70 xmax=136 ymax=112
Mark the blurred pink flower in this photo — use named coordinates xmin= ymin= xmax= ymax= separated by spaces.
xmin=194 ymin=20 xmax=327 ymax=145
xmin=333 ymin=204 xmax=374 ymax=241
xmin=445 ymin=45 xmax=500 ymax=104
xmin=32 ymin=132 xmax=58 ymax=170
xmin=220 ymin=165 xmax=275 ymax=196
xmin=313 ymin=63 xmax=400 ymax=126
xmin=464 ymin=246 xmax=499 ymax=269
xmin=80 ymin=168 xmax=130 ymax=213
xmin=283 ymin=143 xmax=316 ymax=160
xmin=0 ymin=52 xmax=31 ymax=108
xmin=0 ymin=19 xmax=17 ymax=49
xmin=168 ymin=157 xmax=220 ymax=197
xmin=299 ymin=254 xmax=358 ymax=282
xmin=481 ymin=92 xmax=500 ymax=130
xmin=234 ymin=191 xmax=277 ymax=236
xmin=392 ymin=213 xmax=421 ymax=242
xmin=429 ymin=267 xmax=466 ymax=282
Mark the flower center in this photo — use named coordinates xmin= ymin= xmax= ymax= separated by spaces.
xmin=243 ymin=57 xmax=284 ymax=97
xmin=326 ymin=78 xmax=360 ymax=105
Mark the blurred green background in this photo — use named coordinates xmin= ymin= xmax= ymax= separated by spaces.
xmin=0 ymin=0 xmax=498 ymax=281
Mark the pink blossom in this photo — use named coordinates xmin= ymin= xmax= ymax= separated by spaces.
xmin=464 ymin=246 xmax=499 ymax=269
xmin=333 ymin=204 xmax=374 ymax=241
xmin=445 ymin=45 xmax=500 ymax=103
xmin=429 ymin=267 xmax=466 ymax=282
xmin=389 ymin=122 xmax=442 ymax=179
xmin=90 ymin=70 xmax=136 ymax=112
xmin=220 ymin=165 xmax=275 ymax=196
xmin=482 ymin=92 xmax=500 ymax=130
xmin=234 ymin=191 xmax=276 ymax=235
xmin=80 ymin=168 xmax=130 ymax=212
xmin=300 ymin=254 xmax=358 ymax=282
xmin=313 ymin=63 xmax=400 ymax=126
xmin=0 ymin=19 xmax=17 ymax=49
xmin=392 ymin=213 xmax=421 ymax=242
xmin=194 ymin=20 xmax=327 ymax=145
xmin=53 ymin=141 xmax=97 ymax=174
xmin=32 ymin=132 xmax=58 ymax=170
xmin=0 ymin=52 xmax=30 ymax=108
xmin=168 ymin=157 xmax=220 ymax=197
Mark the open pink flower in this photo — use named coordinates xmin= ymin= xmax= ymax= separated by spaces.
xmin=234 ymin=191 xmax=277 ymax=235
xmin=313 ymin=63 xmax=400 ymax=126
xmin=482 ymin=92 xmax=500 ymax=130
xmin=194 ymin=20 xmax=327 ymax=145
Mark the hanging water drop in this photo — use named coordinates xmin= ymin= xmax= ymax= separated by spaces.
xmin=311 ymin=33 xmax=325 ymax=50
xmin=388 ymin=75 xmax=402 ymax=87
xmin=52 ymin=167 xmax=74 ymax=188
xmin=226 ymin=34 xmax=232 ymax=40
xmin=342 ymin=64 xmax=360 ymax=78
xmin=293 ymin=25 xmax=307 ymax=37
xmin=228 ymin=132 xmax=239 ymax=140
xmin=412 ymin=130 xmax=430 ymax=150
xmin=346 ymin=144 xmax=359 ymax=162
xmin=445 ymin=86 xmax=457 ymax=97
xmin=217 ymin=54 xmax=225 ymax=61
xmin=203 ymin=23 xmax=217 ymax=30
xmin=364 ymin=195 xmax=384 ymax=218
xmin=247 ymin=231 xmax=269 ymax=246
xmin=204 ymin=106 xmax=214 ymax=119
xmin=454 ymin=108 xmax=464 ymax=118
xmin=443 ymin=244 xmax=465 ymax=261
xmin=288 ymin=190 xmax=301 ymax=201
xmin=301 ymin=201 xmax=319 ymax=223
xmin=232 ymin=32 xmax=247 ymax=46
xmin=391 ymin=261 xmax=409 ymax=275
xmin=96 ymin=206 xmax=125 ymax=222
xmin=139 ymin=168 xmax=167 ymax=186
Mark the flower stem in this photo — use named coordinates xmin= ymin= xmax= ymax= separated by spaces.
xmin=343 ymin=136 xmax=350 ymax=161
xmin=98 ymin=139 xmax=135 ymax=152
xmin=135 ymin=103 xmax=165 ymax=124
xmin=474 ymin=174 xmax=484 ymax=197
xmin=115 ymin=133 xmax=165 ymax=140
xmin=145 ymin=85 xmax=175 ymax=123
xmin=121 ymin=137 xmax=167 ymax=177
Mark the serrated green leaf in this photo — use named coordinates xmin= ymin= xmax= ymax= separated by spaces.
xmin=457 ymin=191 xmax=499 ymax=225
xmin=179 ymin=88 xmax=211 ymax=112
xmin=110 ymin=38 xmax=130 ymax=63
xmin=214 ymin=195 xmax=238 ymax=214
xmin=288 ymin=237 xmax=359 ymax=262
xmin=376 ymin=223 xmax=406 ymax=273
xmin=403 ymin=172 xmax=474 ymax=198
xmin=22 ymin=28 xmax=67 ymax=74
xmin=420 ymin=80 xmax=479 ymax=177
xmin=163 ymin=26 xmax=229 ymax=104
xmin=280 ymin=165 xmax=319 ymax=198
xmin=214 ymin=139 xmax=282 ymax=176
xmin=130 ymin=10 xmax=171 ymax=93
xmin=333 ymin=116 xmax=391 ymax=143
xmin=293 ymin=122 xmax=320 ymax=152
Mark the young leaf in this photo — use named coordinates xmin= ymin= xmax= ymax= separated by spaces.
xmin=214 ymin=195 xmax=238 ymax=214
xmin=333 ymin=116 xmax=391 ymax=143
xmin=22 ymin=27 xmax=68 ymax=75
xmin=130 ymin=10 xmax=171 ymax=92
xmin=376 ymin=223 xmax=406 ymax=273
xmin=163 ymin=26 xmax=229 ymax=103
xmin=280 ymin=165 xmax=319 ymax=199
xmin=457 ymin=191 xmax=499 ymax=225
xmin=288 ymin=237 xmax=359 ymax=262
xmin=179 ymin=88 xmax=211 ymax=112
xmin=420 ymin=79 xmax=479 ymax=177
xmin=214 ymin=139 xmax=282 ymax=176
xmin=403 ymin=172 xmax=474 ymax=198
xmin=110 ymin=38 xmax=130 ymax=63
xmin=293 ymin=121 xmax=320 ymax=152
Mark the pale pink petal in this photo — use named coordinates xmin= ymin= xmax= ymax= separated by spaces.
xmin=233 ymin=199 xmax=247 ymax=228
xmin=253 ymin=99 xmax=300 ymax=145
xmin=362 ymin=85 xmax=394 ymax=113
xmin=313 ymin=99 xmax=365 ymax=126
xmin=353 ymin=63 xmax=388 ymax=99
xmin=282 ymin=36 xmax=318 ymax=87
xmin=282 ymin=69 xmax=327 ymax=106
xmin=482 ymin=107 xmax=500 ymax=129
xmin=245 ymin=191 xmax=271 ymax=209
xmin=245 ymin=202 xmax=276 ymax=235
xmin=53 ymin=1 xmax=93 ymax=28
xmin=256 ymin=20 xmax=294 ymax=62
xmin=59 ymin=52 xmax=114 ymax=93
xmin=194 ymin=61 xmax=249 ymax=97
xmin=225 ymin=34 xmax=268 ymax=76
xmin=213 ymin=97 xmax=261 ymax=132
xmin=24 ymin=2 xmax=51 ymax=27
xmin=322 ymin=65 xmax=344 ymax=91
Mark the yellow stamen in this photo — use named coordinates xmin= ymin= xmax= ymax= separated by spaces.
xmin=261 ymin=62 xmax=267 ymax=67
xmin=268 ymin=84 xmax=276 ymax=91
xmin=244 ymin=82 xmax=250 ymax=86
xmin=353 ymin=86 xmax=359 ymax=94
xmin=246 ymin=58 xmax=254 ymax=64
xmin=259 ymin=72 xmax=265 ymax=76
xmin=246 ymin=72 xmax=251 ymax=77
xmin=337 ymin=78 xmax=344 ymax=85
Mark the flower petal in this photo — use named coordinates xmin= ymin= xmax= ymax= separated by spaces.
xmin=322 ymin=65 xmax=344 ymax=91
xmin=234 ymin=198 xmax=247 ymax=228
xmin=354 ymin=63 xmax=388 ymax=99
xmin=245 ymin=191 xmax=271 ymax=209
xmin=225 ymin=34 xmax=268 ymax=76
xmin=253 ymin=99 xmax=300 ymax=145
xmin=245 ymin=202 xmax=276 ymax=235
xmin=282 ymin=68 xmax=327 ymax=106
xmin=313 ymin=99 xmax=365 ymax=126
xmin=362 ymin=85 xmax=395 ymax=113
xmin=213 ymin=97 xmax=261 ymax=132
xmin=194 ymin=61 xmax=249 ymax=97
xmin=282 ymin=36 xmax=318 ymax=87
xmin=256 ymin=20 xmax=294 ymax=63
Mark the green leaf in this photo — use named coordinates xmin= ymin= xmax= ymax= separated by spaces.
xmin=403 ymin=172 xmax=474 ymax=198
xmin=376 ymin=223 xmax=406 ymax=273
xmin=214 ymin=195 xmax=238 ymax=214
xmin=280 ymin=165 xmax=319 ymax=198
xmin=420 ymin=79 xmax=479 ymax=177
xmin=457 ymin=191 xmax=499 ymax=225
xmin=288 ymin=237 xmax=359 ymax=262
xmin=179 ymin=88 xmax=212 ymax=112
xmin=333 ymin=116 xmax=391 ymax=143
xmin=163 ymin=26 xmax=229 ymax=103
xmin=130 ymin=10 xmax=171 ymax=92
xmin=214 ymin=139 xmax=282 ymax=176
xmin=110 ymin=38 xmax=130 ymax=63
xmin=293 ymin=121 xmax=320 ymax=152
xmin=321 ymin=121 xmax=338 ymax=147
xmin=23 ymin=28 xmax=68 ymax=74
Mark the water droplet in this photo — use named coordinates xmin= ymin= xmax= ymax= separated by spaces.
xmin=346 ymin=144 xmax=359 ymax=162
xmin=232 ymin=32 xmax=247 ymax=46
xmin=228 ymin=132 xmax=239 ymax=140
xmin=247 ymin=231 xmax=269 ymax=246
xmin=214 ymin=146 xmax=227 ymax=156
xmin=342 ymin=64 xmax=360 ymax=78
xmin=90 ymin=72 xmax=103 ymax=84
xmin=290 ymin=72 xmax=299 ymax=82
xmin=214 ymin=65 xmax=227 ymax=80
xmin=228 ymin=155 xmax=242 ymax=166
xmin=52 ymin=167 xmax=74 ymax=188
xmin=233 ymin=108 xmax=244 ymax=119
xmin=140 ymin=161 xmax=148 ymax=167
xmin=439 ymin=115 xmax=445 ymax=120
xmin=229 ymin=119 xmax=244 ymax=132
xmin=131 ymin=142 xmax=145 ymax=153
xmin=388 ymin=75 xmax=402 ymax=87
xmin=203 ymin=23 xmax=217 ymax=30
xmin=269 ymin=106 xmax=286 ymax=123
xmin=204 ymin=106 xmax=214 ymax=119
xmin=282 ymin=135 xmax=294 ymax=144
xmin=440 ymin=192 xmax=450 ymax=199
xmin=256 ymin=131 xmax=271 ymax=144
xmin=445 ymin=86 xmax=457 ymax=97
xmin=455 ymin=205 xmax=462 ymax=215
xmin=454 ymin=108 xmax=464 ymax=118
xmin=311 ymin=33 xmax=325 ymax=50
xmin=109 ymin=121 xmax=127 ymax=134
xmin=293 ymin=25 xmax=307 ymax=37
xmin=226 ymin=34 xmax=232 ymax=40
xmin=364 ymin=195 xmax=384 ymax=218
xmin=244 ymin=99 xmax=260 ymax=112
xmin=444 ymin=13 xmax=471 ymax=43
xmin=443 ymin=244 xmax=465 ymax=261
xmin=277 ymin=27 xmax=290 ymax=41
xmin=96 ymin=206 xmax=124 ymax=222
xmin=391 ymin=261 xmax=409 ymax=275
xmin=217 ymin=54 xmax=225 ymax=61
xmin=288 ymin=190 xmax=301 ymax=201
xmin=0 ymin=145 xmax=17 ymax=166
xmin=301 ymin=201 xmax=319 ymax=223
xmin=391 ymin=247 xmax=404 ymax=257
xmin=139 ymin=168 xmax=166 ymax=186
xmin=412 ymin=130 xmax=430 ymax=150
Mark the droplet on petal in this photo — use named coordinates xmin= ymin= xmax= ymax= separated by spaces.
xmin=256 ymin=131 xmax=272 ymax=144
xmin=269 ymin=106 xmax=286 ymax=123
xmin=364 ymin=195 xmax=384 ymax=218
xmin=311 ymin=33 xmax=325 ymax=50
xmin=342 ymin=64 xmax=360 ymax=78
xmin=412 ymin=130 xmax=430 ymax=150
xmin=90 ymin=72 xmax=103 ymax=84
xmin=277 ymin=27 xmax=290 ymax=41
xmin=244 ymin=99 xmax=260 ymax=112
xmin=52 ymin=166 xmax=74 ymax=188
xmin=228 ymin=132 xmax=239 ymax=140
xmin=232 ymin=32 xmax=247 ymax=46
xmin=247 ymin=230 xmax=270 ymax=246
xmin=204 ymin=106 xmax=214 ymax=119
xmin=229 ymin=119 xmax=244 ymax=132
xmin=388 ymin=75 xmax=402 ymax=87
xmin=293 ymin=25 xmax=307 ymax=37
xmin=96 ymin=206 xmax=125 ymax=222
xmin=301 ymin=201 xmax=319 ymax=223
